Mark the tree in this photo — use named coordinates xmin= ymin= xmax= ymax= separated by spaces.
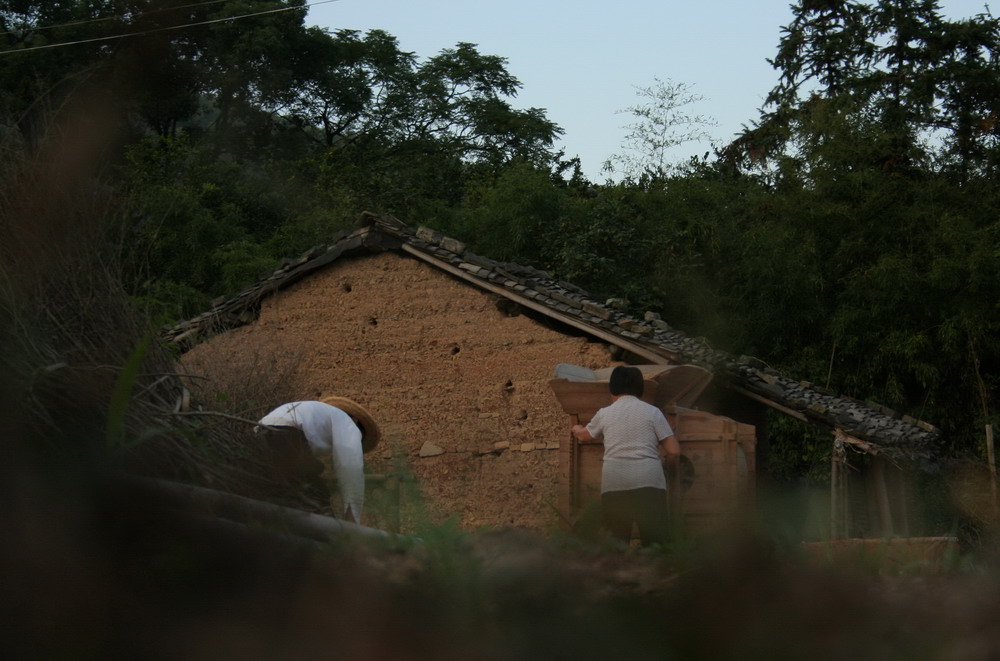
xmin=304 ymin=39 xmax=563 ymax=218
xmin=453 ymin=161 xmax=575 ymax=267
xmin=401 ymin=42 xmax=562 ymax=167
xmin=712 ymin=0 xmax=1000 ymax=461
xmin=0 ymin=0 xmax=321 ymax=150
xmin=0 ymin=1 xmax=127 ymax=148
xmin=727 ymin=0 xmax=1000 ymax=179
xmin=279 ymin=28 xmax=415 ymax=148
xmin=931 ymin=10 xmax=1000 ymax=179
xmin=603 ymin=77 xmax=716 ymax=183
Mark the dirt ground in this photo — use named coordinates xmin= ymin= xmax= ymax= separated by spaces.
xmin=181 ymin=251 xmax=616 ymax=532
xmin=12 ymin=458 xmax=1000 ymax=661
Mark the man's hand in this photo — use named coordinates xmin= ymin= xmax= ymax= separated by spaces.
xmin=660 ymin=434 xmax=680 ymax=463
xmin=660 ymin=435 xmax=681 ymax=480
xmin=572 ymin=424 xmax=593 ymax=442
xmin=661 ymin=434 xmax=683 ymax=519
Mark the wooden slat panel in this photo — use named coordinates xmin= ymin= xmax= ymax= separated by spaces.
xmin=577 ymin=444 xmax=605 ymax=509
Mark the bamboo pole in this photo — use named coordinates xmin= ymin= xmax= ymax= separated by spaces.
xmin=831 ymin=438 xmax=840 ymax=540
xmin=569 ymin=414 xmax=580 ymax=513
xmin=831 ymin=433 xmax=850 ymax=540
xmin=896 ymin=467 xmax=911 ymax=537
xmin=987 ymin=424 xmax=997 ymax=519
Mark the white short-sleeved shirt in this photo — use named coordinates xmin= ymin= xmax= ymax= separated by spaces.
xmin=586 ymin=395 xmax=673 ymax=494
xmin=258 ymin=401 xmax=365 ymax=523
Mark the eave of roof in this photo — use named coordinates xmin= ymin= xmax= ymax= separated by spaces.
xmin=164 ymin=212 xmax=941 ymax=462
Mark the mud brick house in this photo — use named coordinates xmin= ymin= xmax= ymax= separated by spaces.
xmin=165 ymin=213 xmax=942 ymax=538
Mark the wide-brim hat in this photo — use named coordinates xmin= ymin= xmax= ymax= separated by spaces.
xmin=322 ymin=396 xmax=381 ymax=453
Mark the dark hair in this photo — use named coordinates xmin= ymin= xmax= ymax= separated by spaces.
xmin=609 ymin=365 xmax=644 ymax=398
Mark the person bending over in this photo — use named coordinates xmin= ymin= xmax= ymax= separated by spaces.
xmin=256 ymin=397 xmax=379 ymax=525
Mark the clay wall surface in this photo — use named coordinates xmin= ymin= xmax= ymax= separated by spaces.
xmin=181 ymin=251 xmax=614 ymax=531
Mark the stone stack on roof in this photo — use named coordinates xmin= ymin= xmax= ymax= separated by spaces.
xmin=164 ymin=212 xmax=941 ymax=462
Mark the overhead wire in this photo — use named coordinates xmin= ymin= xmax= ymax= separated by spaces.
xmin=0 ymin=0 xmax=338 ymax=55
xmin=0 ymin=0 xmax=234 ymax=37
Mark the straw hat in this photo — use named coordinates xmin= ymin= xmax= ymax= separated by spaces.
xmin=322 ymin=396 xmax=381 ymax=453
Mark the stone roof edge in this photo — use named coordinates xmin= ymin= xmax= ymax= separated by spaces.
xmin=163 ymin=212 xmax=941 ymax=460
xmin=162 ymin=221 xmax=396 ymax=349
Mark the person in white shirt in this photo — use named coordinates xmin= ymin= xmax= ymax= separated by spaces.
xmin=256 ymin=397 xmax=379 ymax=525
xmin=572 ymin=365 xmax=680 ymax=546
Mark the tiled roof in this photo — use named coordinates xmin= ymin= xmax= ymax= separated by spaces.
xmin=164 ymin=212 xmax=941 ymax=461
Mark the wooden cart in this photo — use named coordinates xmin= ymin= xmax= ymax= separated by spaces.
xmin=549 ymin=364 xmax=756 ymax=535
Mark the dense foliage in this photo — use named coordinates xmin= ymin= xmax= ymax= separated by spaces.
xmin=3 ymin=0 xmax=999 ymax=481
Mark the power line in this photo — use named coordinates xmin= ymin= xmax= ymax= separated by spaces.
xmin=0 ymin=0 xmax=234 ymax=37
xmin=0 ymin=0 xmax=338 ymax=56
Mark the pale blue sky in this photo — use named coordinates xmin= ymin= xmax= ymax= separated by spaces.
xmin=307 ymin=0 xmax=993 ymax=181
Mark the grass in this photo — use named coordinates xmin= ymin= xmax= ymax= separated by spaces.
xmin=9 ymin=445 xmax=1000 ymax=661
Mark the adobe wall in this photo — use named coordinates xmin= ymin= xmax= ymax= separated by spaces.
xmin=180 ymin=251 xmax=615 ymax=532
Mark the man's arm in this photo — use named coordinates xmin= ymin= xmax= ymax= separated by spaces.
xmin=571 ymin=424 xmax=594 ymax=442
xmin=660 ymin=434 xmax=681 ymax=486
xmin=329 ymin=420 xmax=365 ymax=524
xmin=661 ymin=434 xmax=682 ymax=519
xmin=660 ymin=434 xmax=680 ymax=464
